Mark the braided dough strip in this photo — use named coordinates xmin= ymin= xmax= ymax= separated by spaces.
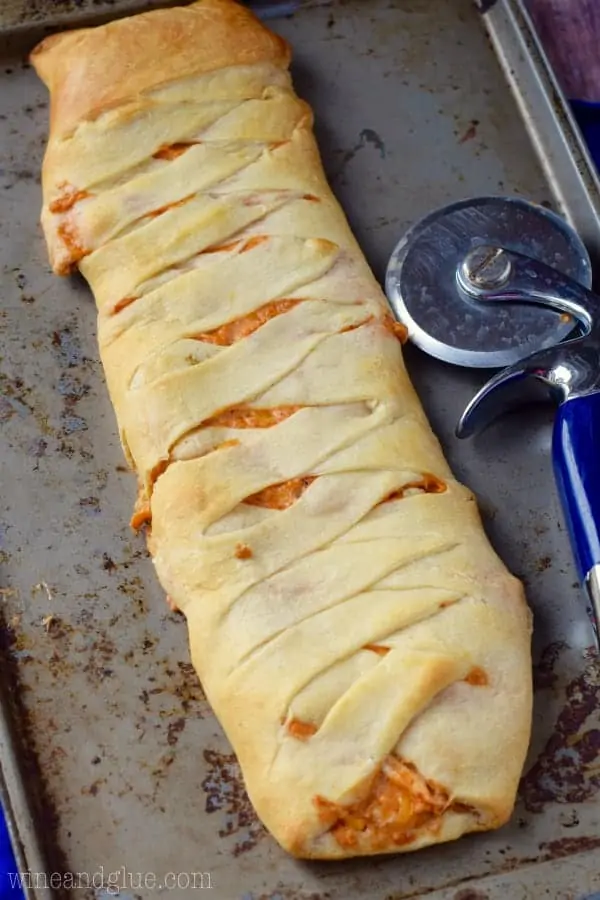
xmin=31 ymin=0 xmax=532 ymax=860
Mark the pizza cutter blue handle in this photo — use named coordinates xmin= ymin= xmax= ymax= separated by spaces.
xmin=553 ymin=393 xmax=600 ymax=619
xmin=456 ymin=314 xmax=600 ymax=640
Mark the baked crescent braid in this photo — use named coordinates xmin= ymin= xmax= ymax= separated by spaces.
xmin=31 ymin=0 xmax=532 ymax=859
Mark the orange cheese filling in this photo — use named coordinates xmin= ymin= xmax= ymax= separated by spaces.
xmin=464 ymin=666 xmax=489 ymax=686
xmin=244 ymin=475 xmax=316 ymax=510
xmin=194 ymin=299 xmax=301 ymax=346
xmin=235 ymin=543 xmax=253 ymax=560
xmin=340 ymin=316 xmax=373 ymax=335
xmin=57 ymin=220 xmax=89 ymax=264
xmin=49 ymin=183 xmax=91 ymax=213
xmin=286 ymin=718 xmax=318 ymax=741
xmin=203 ymin=239 xmax=243 ymax=254
xmin=242 ymin=471 xmax=445 ymax=514
xmin=315 ymin=755 xmax=451 ymax=851
xmin=130 ymin=460 xmax=169 ymax=530
xmin=132 ymin=463 xmax=445 ymax=529
xmin=131 ymin=495 xmax=151 ymax=531
xmin=383 ymin=473 xmax=447 ymax=504
xmin=239 ymin=235 xmax=269 ymax=253
xmin=204 ymin=235 xmax=269 ymax=256
xmin=147 ymin=195 xmax=193 ymax=219
xmin=194 ymin=294 xmax=405 ymax=350
xmin=439 ymin=599 xmax=457 ymax=610
xmin=364 ymin=643 xmax=391 ymax=657
xmin=382 ymin=313 xmax=408 ymax=344
xmin=113 ymin=295 xmax=137 ymax=314
xmin=152 ymin=142 xmax=198 ymax=160
xmin=341 ymin=314 xmax=407 ymax=341
xmin=203 ymin=405 xmax=303 ymax=429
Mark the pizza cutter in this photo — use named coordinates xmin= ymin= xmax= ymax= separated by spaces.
xmin=385 ymin=196 xmax=600 ymax=639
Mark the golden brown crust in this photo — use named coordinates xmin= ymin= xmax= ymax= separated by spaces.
xmin=31 ymin=0 xmax=290 ymax=139
xmin=32 ymin=0 xmax=533 ymax=861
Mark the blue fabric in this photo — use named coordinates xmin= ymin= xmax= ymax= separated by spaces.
xmin=570 ymin=99 xmax=600 ymax=173
xmin=0 ymin=807 xmax=24 ymax=899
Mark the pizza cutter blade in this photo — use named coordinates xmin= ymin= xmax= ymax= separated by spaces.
xmin=385 ymin=196 xmax=600 ymax=642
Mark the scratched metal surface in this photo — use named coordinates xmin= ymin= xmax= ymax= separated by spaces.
xmin=0 ymin=0 xmax=185 ymax=31
xmin=0 ymin=0 xmax=301 ymax=32
xmin=1 ymin=1 xmax=600 ymax=899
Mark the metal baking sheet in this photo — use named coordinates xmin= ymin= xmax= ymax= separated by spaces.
xmin=480 ymin=0 xmax=600 ymax=273
xmin=1 ymin=1 xmax=600 ymax=898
